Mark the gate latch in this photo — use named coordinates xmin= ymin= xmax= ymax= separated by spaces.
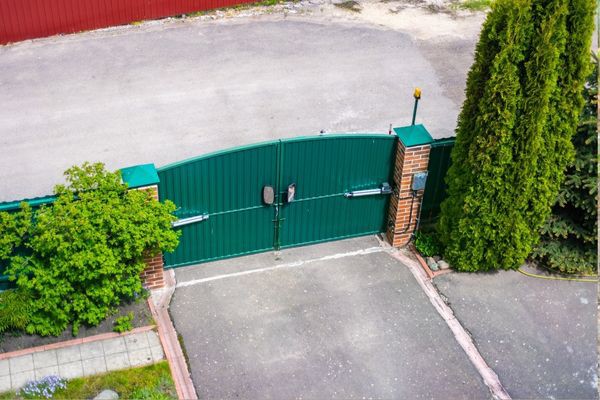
xmin=172 ymin=213 xmax=209 ymax=228
xmin=344 ymin=183 xmax=392 ymax=198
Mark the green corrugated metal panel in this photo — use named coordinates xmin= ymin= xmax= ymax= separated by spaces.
xmin=421 ymin=137 xmax=455 ymax=222
xmin=158 ymin=134 xmax=396 ymax=268
xmin=120 ymin=163 xmax=160 ymax=188
xmin=158 ymin=141 xmax=279 ymax=268
xmin=0 ymin=194 xmax=57 ymax=212
xmin=393 ymin=124 xmax=433 ymax=147
xmin=279 ymin=135 xmax=396 ymax=248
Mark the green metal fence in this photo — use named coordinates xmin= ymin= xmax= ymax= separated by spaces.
xmin=158 ymin=134 xmax=397 ymax=268
xmin=420 ymin=137 xmax=455 ymax=222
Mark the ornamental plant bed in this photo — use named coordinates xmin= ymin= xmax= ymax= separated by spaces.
xmin=0 ymin=296 xmax=152 ymax=354
xmin=0 ymin=361 xmax=176 ymax=399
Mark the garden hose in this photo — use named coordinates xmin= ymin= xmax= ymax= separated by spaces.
xmin=517 ymin=268 xmax=597 ymax=283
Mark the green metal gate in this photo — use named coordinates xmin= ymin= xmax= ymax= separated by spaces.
xmin=157 ymin=134 xmax=396 ymax=268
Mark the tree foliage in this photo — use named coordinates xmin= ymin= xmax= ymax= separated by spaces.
xmin=532 ymin=55 xmax=598 ymax=274
xmin=438 ymin=0 xmax=594 ymax=271
xmin=0 ymin=163 xmax=179 ymax=336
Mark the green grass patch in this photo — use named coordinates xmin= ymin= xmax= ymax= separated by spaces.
xmin=0 ymin=362 xmax=176 ymax=399
xmin=454 ymin=0 xmax=492 ymax=10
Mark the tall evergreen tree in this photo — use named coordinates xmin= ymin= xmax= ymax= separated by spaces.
xmin=438 ymin=0 xmax=594 ymax=271
xmin=533 ymin=55 xmax=598 ymax=274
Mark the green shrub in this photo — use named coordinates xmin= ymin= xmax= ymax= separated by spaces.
xmin=413 ymin=231 xmax=441 ymax=257
xmin=1 ymin=162 xmax=180 ymax=336
xmin=438 ymin=0 xmax=594 ymax=271
xmin=113 ymin=312 xmax=134 ymax=333
xmin=531 ymin=55 xmax=598 ymax=275
xmin=0 ymin=289 xmax=32 ymax=333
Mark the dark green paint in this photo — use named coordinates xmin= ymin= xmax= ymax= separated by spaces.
xmin=393 ymin=124 xmax=433 ymax=147
xmin=120 ymin=163 xmax=160 ymax=189
xmin=420 ymin=137 xmax=455 ymax=222
xmin=158 ymin=134 xmax=396 ymax=268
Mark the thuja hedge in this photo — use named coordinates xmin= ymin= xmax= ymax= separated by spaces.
xmin=438 ymin=0 xmax=594 ymax=271
xmin=0 ymin=163 xmax=180 ymax=336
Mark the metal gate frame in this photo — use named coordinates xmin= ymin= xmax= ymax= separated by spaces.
xmin=157 ymin=134 xmax=397 ymax=268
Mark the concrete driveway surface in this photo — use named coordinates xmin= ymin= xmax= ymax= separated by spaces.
xmin=170 ymin=237 xmax=490 ymax=399
xmin=0 ymin=5 xmax=483 ymax=201
xmin=434 ymin=268 xmax=598 ymax=400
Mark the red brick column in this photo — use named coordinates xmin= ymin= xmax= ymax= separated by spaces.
xmin=386 ymin=142 xmax=431 ymax=247
xmin=136 ymin=185 xmax=165 ymax=290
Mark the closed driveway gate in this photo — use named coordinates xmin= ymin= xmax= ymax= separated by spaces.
xmin=157 ymin=134 xmax=396 ymax=268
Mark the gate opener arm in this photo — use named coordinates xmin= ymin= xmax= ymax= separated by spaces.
xmin=172 ymin=214 xmax=209 ymax=228
xmin=344 ymin=183 xmax=392 ymax=198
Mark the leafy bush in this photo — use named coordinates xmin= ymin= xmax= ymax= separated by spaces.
xmin=413 ymin=231 xmax=441 ymax=257
xmin=0 ymin=289 xmax=33 ymax=333
xmin=531 ymin=55 xmax=598 ymax=275
xmin=438 ymin=0 xmax=595 ymax=271
xmin=1 ymin=162 xmax=180 ymax=336
xmin=113 ymin=312 xmax=134 ymax=333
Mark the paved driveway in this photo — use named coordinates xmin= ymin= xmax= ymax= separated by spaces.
xmin=434 ymin=269 xmax=598 ymax=399
xmin=0 ymin=11 xmax=480 ymax=201
xmin=170 ymin=237 xmax=489 ymax=399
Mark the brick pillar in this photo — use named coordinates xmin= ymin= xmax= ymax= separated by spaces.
xmin=137 ymin=184 xmax=166 ymax=290
xmin=386 ymin=124 xmax=433 ymax=247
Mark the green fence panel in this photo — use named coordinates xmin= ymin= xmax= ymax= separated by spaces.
xmin=158 ymin=134 xmax=397 ymax=267
xmin=158 ymin=141 xmax=279 ymax=268
xmin=421 ymin=137 xmax=455 ymax=222
xmin=279 ymin=135 xmax=396 ymax=248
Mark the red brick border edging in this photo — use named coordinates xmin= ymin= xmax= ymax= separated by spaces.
xmin=0 ymin=326 xmax=155 ymax=361
xmin=409 ymin=244 xmax=452 ymax=280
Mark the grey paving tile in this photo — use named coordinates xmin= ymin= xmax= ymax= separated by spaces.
xmin=9 ymin=354 xmax=33 ymax=374
xmin=58 ymin=360 xmax=83 ymax=380
xmin=0 ymin=375 xmax=10 ymax=393
xmin=124 ymin=333 xmax=149 ymax=352
xmin=33 ymin=350 xmax=57 ymax=369
xmin=79 ymin=342 xmax=104 ymax=360
xmin=34 ymin=365 xmax=59 ymax=380
xmin=128 ymin=348 xmax=153 ymax=367
xmin=0 ymin=359 xmax=9 ymax=377
xmin=82 ymin=356 xmax=107 ymax=377
xmin=102 ymin=337 xmax=127 ymax=355
xmin=146 ymin=331 xmax=161 ymax=348
xmin=105 ymin=352 xmax=130 ymax=371
xmin=150 ymin=346 xmax=164 ymax=362
xmin=57 ymin=346 xmax=81 ymax=364
xmin=11 ymin=370 xmax=34 ymax=390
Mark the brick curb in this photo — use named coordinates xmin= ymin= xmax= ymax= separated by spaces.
xmin=409 ymin=244 xmax=452 ymax=280
xmin=0 ymin=325 xmax=155 ymax=361
xmin=148 ymin=270 xmax=198 ymax=400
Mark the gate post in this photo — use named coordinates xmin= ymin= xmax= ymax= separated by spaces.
xmin=386 ymin=125 xmax=433 ymax=247
xmin=120 ymin=164 xmax=165 ymax=290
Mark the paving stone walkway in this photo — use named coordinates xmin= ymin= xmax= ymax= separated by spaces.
xmin=0 ymin=329 xmax=164 ymax=392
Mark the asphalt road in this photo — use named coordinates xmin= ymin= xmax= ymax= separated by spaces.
xmin=170 ymin=237 xmax=490 ymax=399
xmin=434 ymin=269 xmax=598 ymax=400
xmin=0 ymin=14 xmax=478 ymax=201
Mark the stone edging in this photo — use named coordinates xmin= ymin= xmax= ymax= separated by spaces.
xmin=148 ymin=270 xmax=198 ymax=400
xmin=409 ymin=244 xmax=452 ymax=280
xmin=0 ymin=326 xmax=156 ymax=361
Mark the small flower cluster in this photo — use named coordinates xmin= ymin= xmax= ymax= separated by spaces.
xmin=19 ymin=375 xmax=67 ymax=399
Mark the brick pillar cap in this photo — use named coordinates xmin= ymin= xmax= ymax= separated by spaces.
xmin=120 ymin=164 xmax=160 ymax=188
xmin=393 ymin=124 xmax=433 ymax=147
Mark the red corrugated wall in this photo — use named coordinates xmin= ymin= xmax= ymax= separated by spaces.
xmin=0 ymin=0 xmax=257 ymax=45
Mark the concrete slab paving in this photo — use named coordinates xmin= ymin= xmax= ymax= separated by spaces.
xmin=170 ymin=237 xmax=489 ymax=399
xmin=434 ymin=270 xmax=597 ymax=399
xmin=0 ymin=329 xmax=164 ymax=391
xmin=0 ymin=13 xmax=480 ymax=202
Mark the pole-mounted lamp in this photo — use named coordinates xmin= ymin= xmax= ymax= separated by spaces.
xmin=411 ymin=87 xmax=421 ymax=126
